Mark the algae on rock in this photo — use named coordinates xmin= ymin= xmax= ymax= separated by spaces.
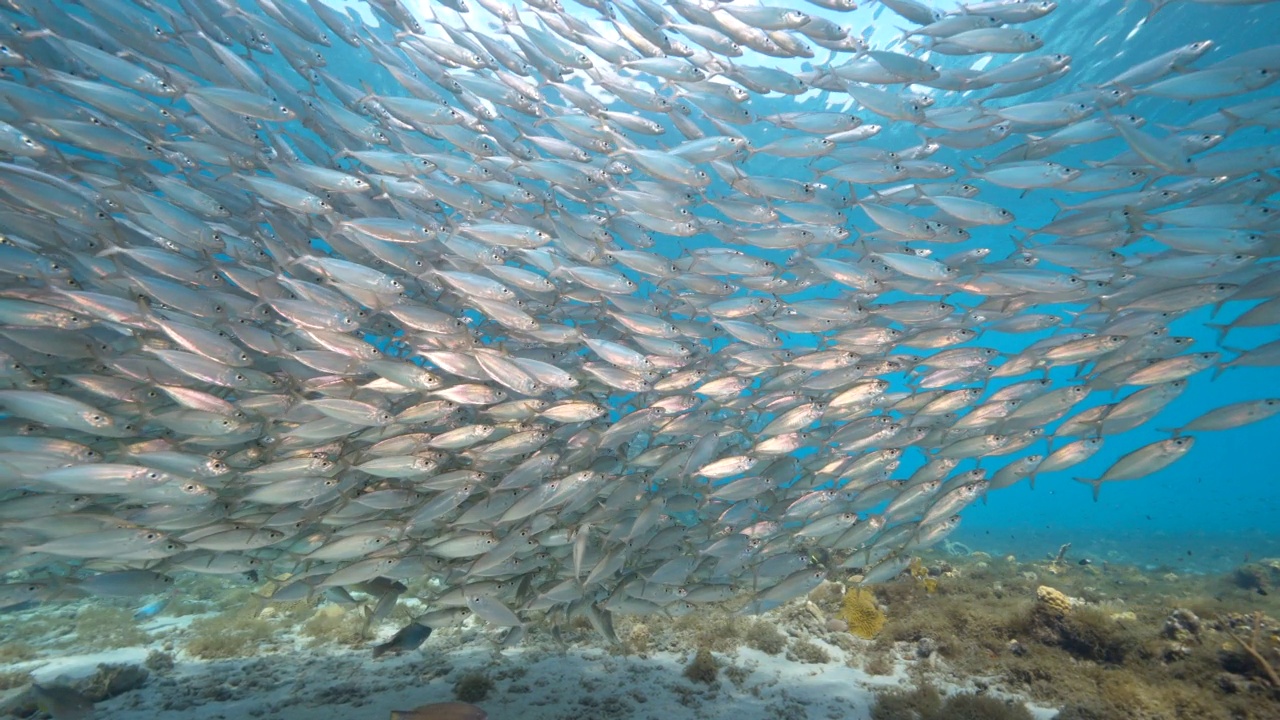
xmin=183 ymin=610 xmax=278 ymax=659
xmin=74 ymin=606 xmax=149 ymax=649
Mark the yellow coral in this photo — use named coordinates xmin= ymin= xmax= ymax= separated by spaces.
xmin=907 ymin=557 xmax=938 ymax=593
xmin=1036 ymin=585 xmax=1072 ymax=618
xmin=839 ymin=588 xmax=885 ymax=639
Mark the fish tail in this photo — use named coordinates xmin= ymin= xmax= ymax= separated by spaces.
xmin=1073 ymin=477 xmax=1102 ymax=502
xmin=1218 ymin=109 xmax=1244 ymax=134
xmin=1142 ymin=0 xmax=1173 ymax=22
xmin=1212 ymin=348 xmax=1247 ymax=380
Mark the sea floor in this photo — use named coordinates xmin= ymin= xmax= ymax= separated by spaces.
xmin=3 ymin=538 xmax=1279 ymax=720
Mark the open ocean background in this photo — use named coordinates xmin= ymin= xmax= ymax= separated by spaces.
xmin=861 ymin=0 xmax=1280 ymax=566
xmin=672 ymin=0 xmax=1280 ymax=568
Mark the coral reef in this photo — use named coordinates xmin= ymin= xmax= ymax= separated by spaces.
xmin=0 ymin=663 xmax=148 ymax=719
xmin=1031 ymin=603 xmax=1142 ymax=664
xmin=870 ymin=681 xmax=942 ymax=718
xmin=300 ymin=603 xmax=368 ymax=647
xmin=80 ymin=663 xmax=149 ymax=703
xmin=183 ymin=610 xmax=277 ymax=659
xmin=862 ymin=651 xmax=895 ymax=676
xmin=452 ymin=671 xmax=494 ymax=702
xmin=840 ymin=587 xmax=886 ymax=639
xmin=144 ymin=650 xmax=175 ymax=674
xmin=73 ymin=606 xmax=149 ymax=648
xmin=676 ymin=611 xmax=745 ymax=654
xmin=860 ymin=549 xmax=1280 ymax=719
xmin=1231 ymin=562 xmax=1280 ymax=595
xmin=0 ymin=545 xmax=1277 ymax=720
xmin=786 ymin=638 xmax=831 ymax=664
xmin=907 ymin=557 xmax=940 ymax=593
xmin=869 ymin=683 xmax=1033 ymax=720
xmin=743 ymin=619 xmax=786 ymax=655
xmin=939 ymin=692 xmax=1035 ymax=720
xmin=623 ymin=622 xmax=651 ymax=655
xmin=1221 ymin=611 xmax=1280 ymax=689
xmin=1034 ymin=585 xmax=1073 ymax=619
xmin=1163 ymin=608 xmax=1202 ymax=642
xmin=682 ymin=648 xmax=718 ymax=684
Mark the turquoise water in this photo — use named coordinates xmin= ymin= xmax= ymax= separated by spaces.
xmin=917 ymin=2 xmax=1280 ymax=556
xmin=652 ymin=0 xmax=1280 ymax=559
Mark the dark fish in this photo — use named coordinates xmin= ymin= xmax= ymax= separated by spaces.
xmin=371 ymin=621 xmax=432 ymax=658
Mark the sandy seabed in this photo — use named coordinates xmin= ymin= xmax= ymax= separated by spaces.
xmin=1 ymin=586 xmax=1059 ymax=720
xmin=5 ymin=632 xmax=1058 ymax=720
xmin=8 ymin=543 xmax=1280 ymax=720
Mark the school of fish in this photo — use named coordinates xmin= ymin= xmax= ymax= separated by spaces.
xmin=0 ymin=0 xmax=1279 ymax=642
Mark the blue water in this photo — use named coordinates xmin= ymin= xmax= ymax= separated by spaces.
xmin=638 ymin=0 xmax=1280 ymax=563
xmin=904 ymin=1 xmax=1280 ymax=559
xmin=689 ymin=0 xmax=1280 ymax=562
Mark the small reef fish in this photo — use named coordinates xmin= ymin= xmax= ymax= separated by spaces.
xmin=133 ymin=596 xmax=172 ymax=621
xmin=371 ymin=621 xmax=433 ymax=658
